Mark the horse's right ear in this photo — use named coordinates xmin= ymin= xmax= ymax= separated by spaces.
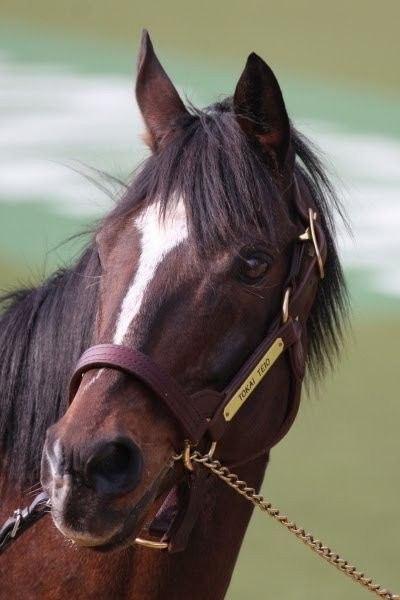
xmin=136 ymin=30 xmax=189 ymax=151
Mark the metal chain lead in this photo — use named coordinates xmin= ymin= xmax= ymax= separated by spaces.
xmin=185 ymin=451 xmax=399 ymax=600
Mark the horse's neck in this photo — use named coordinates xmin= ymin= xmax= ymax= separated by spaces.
xmin=127 ymin=455 xmax=268 ymax=600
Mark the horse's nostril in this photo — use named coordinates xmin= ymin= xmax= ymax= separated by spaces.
xmin=95 ymin=443 xmax=131 ymax=478
xmin=86 ymin=440 xmax=143 ymax=495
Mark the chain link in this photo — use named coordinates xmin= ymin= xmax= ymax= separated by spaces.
xmin=184 ymin=451 xmax=399 ymax=600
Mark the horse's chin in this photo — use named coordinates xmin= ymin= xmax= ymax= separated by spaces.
xmin=50 ymin=483 xmax=171 ymax=552
xmin=51 ymin=514 xmax=124 ymax=549
xmin=51 ymin=511 xmax=146 ymax=553
xmin=82 ymin=526 xmax=144 ymax=553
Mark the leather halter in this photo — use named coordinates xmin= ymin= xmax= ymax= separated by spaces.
xmin=69 ymin=173 xmax=327 ymax=552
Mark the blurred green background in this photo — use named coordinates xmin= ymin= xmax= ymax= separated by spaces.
xmin=0 ymin=2 xmax=399 ymax=598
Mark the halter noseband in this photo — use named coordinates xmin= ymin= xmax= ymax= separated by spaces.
xmin=69 ymin=173 xmax=327 ymax=552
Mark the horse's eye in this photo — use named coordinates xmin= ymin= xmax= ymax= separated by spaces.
xmin=235 ymin=250 xmax=271 ymax=284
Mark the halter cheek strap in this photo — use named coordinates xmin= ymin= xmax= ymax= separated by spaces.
xmin=68 ymin=172 xmax=327 ymax=552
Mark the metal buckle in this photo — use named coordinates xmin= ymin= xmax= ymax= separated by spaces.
xmin=299 ymin=209 xmax=325 ymax=279
xmin=282 ymin=288 xmax=291 ymax=324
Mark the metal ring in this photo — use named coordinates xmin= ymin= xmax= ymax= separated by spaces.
xmin=183 ymin=440 xmax=194 ymax=471
xmin=282 ymin=288 xmax=291 ymax=324
xmin=134 ymin=537 xmax=169 ymax=550
xmin=10 ymin=510 xmax=22 ymax=539
xmin=308 ymin=209 xmax=325 ymax=279
xmin=207 ymin=441 xmax=217 ymax=459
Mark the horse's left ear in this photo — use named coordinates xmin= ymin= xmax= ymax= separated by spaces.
xmin=234 ymin=53 xmax=290 ymax=168
xmin=136 ymin=30 xmax=189 ymax=150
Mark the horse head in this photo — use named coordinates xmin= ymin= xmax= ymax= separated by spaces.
xmin=40 ymin=31 xmax=341 ymax=551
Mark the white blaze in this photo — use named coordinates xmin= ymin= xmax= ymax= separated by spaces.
xmin=113 ymin=200 xmax=188 ymax=345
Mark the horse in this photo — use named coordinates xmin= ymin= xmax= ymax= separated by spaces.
xmin=0 ymin=31 xmax=347 ymax=599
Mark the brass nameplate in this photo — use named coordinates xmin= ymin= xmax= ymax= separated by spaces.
xmin=223 ymin=337 xmax=284 ymax=422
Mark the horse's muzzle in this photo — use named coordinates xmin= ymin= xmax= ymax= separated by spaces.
xmin=40 ymin=428 xmax=145 ymax=546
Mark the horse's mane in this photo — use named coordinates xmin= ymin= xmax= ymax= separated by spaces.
xmin=0 ymin=101 xmax=348 ymax=491
xmin=0 ymin=249 xmax=100 ymax=491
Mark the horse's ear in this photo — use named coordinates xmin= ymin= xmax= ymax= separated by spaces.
xmin=136 ymin=30 xmax=189 ymax=150
xmin=234 ymin=53 xmax=290 ymax=168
